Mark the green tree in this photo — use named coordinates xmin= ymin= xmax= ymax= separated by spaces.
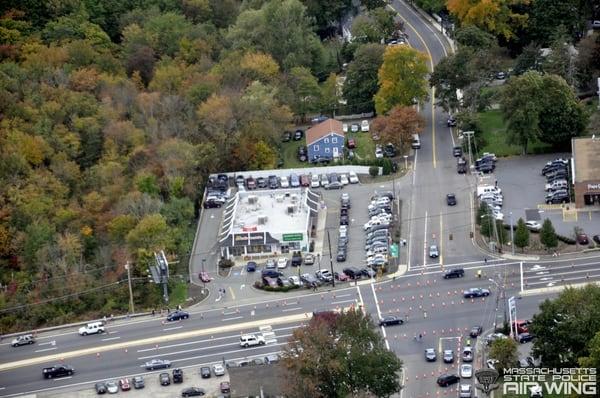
xmin=540 ymin=218 xmax=558 ymax=250
xmin=320 ymin=73 xmax=339 ymax=114
xmin=454 ymin=25 xmax=496 ymax=50
xmin=135 ymin=172 xmax=160 ymax=197
xmin=413 ymin=0 xmax=445 ymax=13
xmin=342 ymin=43 xmax=385 ymax=113
xmin=530 ymin=285 xmax=600 ymax=367
xmin=575 ymin=33 xmax=600 ymax=91
xmin=126 ymin=214 xmax=174 ymax=252
xmin=579 ymin=331 xmax=600 ymax=369
xmin=282 ymin=308 xmax=402 ymax=397
xmin=489 ymin=338 xmax=518 ymax=373
xmin=429 ymin=48 xmax=478 ymax=112
xmin=527 ymin=0 xmax=585 ymax=46
xmin=361 ymin=0 xmax=386 ymax=9
xmin=513 ymin=43 xmax=543 ymax=76
xmin=287 ymin=66 xmax=321 ymax=117
xmin=476 ymin=201 xmax=490 ymax=226
xmin=160 ymin=197 xmax=194 ymax=227
xmin=375 ymin=45 xmax=429 ymax=114
xmin=514 ymin=218 xmax=529 ymax=252
xmin=301 ymin=0 xmax=353 ymax=36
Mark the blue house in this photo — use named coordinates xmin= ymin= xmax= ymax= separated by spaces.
xmin=306 ymin=119 xmax=345 ymax=162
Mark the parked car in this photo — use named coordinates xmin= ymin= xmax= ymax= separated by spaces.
xmin=518 ymin=333 xmax=535 ymax=343
xmin=577 ymin=233 xmax=589 ymax=245
xmin=326 ymin=181 xmax=343 ymax=190
xmin=447 ymin=116 xmax=457 ymax=127
xmin=340 ymin=174 xmax=349 ymax=185
xmin=220 ymin=381 xmax=231 ymax=394
xmin=281 ymin=131 xmax=291 ymax=142
xmin=173 ymin=368 xmax=183 ymax=383
xmin=256 ymin=177 xmax=267 ymax=188
xmin=361 ymin=120 xmax=370 ymax=132
xmin=300 ymin=174 xmax=310 ymax=186
xmin=95 ymin=382 xmax=107 ymax=394
xmin=277 ymin=258 xmax=288 ymax=269
xmin=347 ymin=138 xmax=356 ymax=148
xmin=106 ymin=380 xmax=118 ymax=393
xmin=288 ymin=275 xmax=303 ymax=287
xmin=525 ymin=221 xmax=542 ymax=232
xmin=594 ymin=235 xmax=600 ymax=244
xmin=212 ymin=364 xmax=225 ymax=376
xmin=351 ymin=123 xmax=359 ymax=132
xmin=304 ymin=253 xmax=315 ymax=265
xmin=132 ymin=376 xmax=145 ymax=389
xmin=181 ymin=387 xmax=206 ymax=397
xmin=246 ymin=261 xmax=257 ymax=272
xmin=348 ymin=171 xmax=359 ymax=184
xmin=200 ymin=367 xmax=211 ymax=378
xmin=300 ymin=273 xmax=319 ymax=286
xmin=343 ymin=267 xmax=362 ymax=279
xmin=159 ymin=372 xmax=171 ymax=386
xmin=119 ymin=378 xmax=131 ymax=391
xmin=452 ymin=146 xmax=462 ymax=157
xmin=293 ymin=129 xmax=303 ymax=140
xmin=334 ymin=271 xmax=350 ymax=281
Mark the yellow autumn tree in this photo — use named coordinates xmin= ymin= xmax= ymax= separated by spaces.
xmin=374 ymin=45 xmax=429 ymax=115
xmin=447 ymin=0 xmax=529 ymax=40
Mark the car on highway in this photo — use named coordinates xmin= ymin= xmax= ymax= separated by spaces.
xmin=446 ymin=193 xmax=457 ymax=206
xmin=43 ymin=364 xmax=74 ymax=378
xmin=132 ymin=376 xmax=144 ymax=389
xmin=462 ymin=347 xmax=473 ymax=362
xmin=246 ymin=261 xmax=257 ymax=272
xmin=443 ymin=349 xmax=454 ymax=363
xmin=11 ymin=334 xmax=35 ymax=347
xmin=172 ymin=368 xmax=183 ymax=383
xmin=460 ymin=364 xmax=472 ymax=378
xmin=106 ymin=380 xmax=118 ymax=394
xmin=443 ymin=268 xmax=464 ymax=279
xmin=425 ymin=348 xmax=437 ymax=362
xmin=239 ymin=333 xmax=265 ymax=347
xmin=78 ymin=321 xmax=105 ymax=336
xmin=452 ymin=146 xmax=462 ymax=157
xmin=437 ymin=374 xmax=460 ymax=387
xmin=198 ymin=271 xmax=211 ymax=283
xmin=145 ymin=359 xmax=171 ymax=370
xmin=119 ymin=378 xmax=131 ymax=391
xmin=167 ymin=310 xmax=189 ymax=321
xmin=95 ymin=382 xmax=107 ymax=394
xmin=379 ymin=316 xmax=404 ymax=326
xmin=200 ymin=366 xmax=211 ymax=378
xmin=448 ymin=116 xmax=457 ymax=127
xmin=212 ymin=363 xmax=225 ymax=376
xmin=518 ymin=333 xmax=535 ymax=343
xmin=460 ymin=384 xmax=473 ymax=398
xmin=463 ymin=287 xmax=490 ymax=298
xmin=470 ymin=325 xmax=483 ymax=337
xmin=181 ymin=387 xmax=206 ymax=397
xmin=277 ymin=257 xmax=288 ymax=269
xmin=429 ymin=245 xmax=439 ymax=258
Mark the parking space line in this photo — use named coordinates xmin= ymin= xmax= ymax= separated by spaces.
xmin=423 ymin=211 xmax=428 ymax=267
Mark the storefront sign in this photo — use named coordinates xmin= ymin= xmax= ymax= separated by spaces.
xmin=282 ymin=233 xmax=303 ymax=242
xmin=587 ymin=183 xmax=600 ymax=190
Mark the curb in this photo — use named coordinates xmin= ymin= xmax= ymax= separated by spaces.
xmin=520 ymin=281 xmax=599 ymax=296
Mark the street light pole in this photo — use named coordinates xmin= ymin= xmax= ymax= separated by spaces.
xmin=201 ymin=259 xmax=206 ymax=288
xmin=327 ymin=229 xmax=335 ymax=288
xmin=510 ymin=212 xmax=515 ymax=255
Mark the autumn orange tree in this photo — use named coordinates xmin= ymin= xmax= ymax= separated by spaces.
xmin=374 ymin=45 xmax=429 ymax=115
xmin=447 ymin=0 xmax=529 ymax=40
xmin=371 ymin=106 xmax=425 ymax=150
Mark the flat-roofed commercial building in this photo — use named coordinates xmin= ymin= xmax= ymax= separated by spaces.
xmin=572 ymin=137 xmax=600 ymax=208
xmin=218 ymin=188 xmax=320 ymax=258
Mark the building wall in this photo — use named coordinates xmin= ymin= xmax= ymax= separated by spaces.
xmin=307 ymin=134 xmax=345 ymax=161
xmin=574 ymin=180 xmax=600 ymax=208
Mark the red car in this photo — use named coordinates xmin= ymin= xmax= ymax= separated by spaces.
xmin=334 ymin=271 xmax=350 ymax=282
xmin=119 ymin=378 xmax=131 ymax=391
xmin=300 ymin=174 xmax=310 ymax=187
xmin=577 ymin=233 xmax=589 ymax=245
xmin=199 ymin=272 xmax=211 ymax=283
xmin=347 ymin=138 xmax=356 ymax=149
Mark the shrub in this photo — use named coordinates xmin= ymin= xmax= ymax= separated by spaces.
xmin=556 ymin=234 xmax=576 ymax=245
xmin=257 ymin=284 xmax=300 ymax=292
xmin=218 ymin=258 xmax=234 ymax=268
xmin=369 ymin=166 xmax=379 ymax=177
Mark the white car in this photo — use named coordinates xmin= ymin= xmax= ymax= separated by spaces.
xmin=311 ymin=174 xmax=320 ymax=188
xmin=277 ymin=258 xmax=288 ymax=269
xmin=106 ymin=381 xmax=118 ymax=394
xmin=429 ymin=245 xmax=439 ymax=258
xmin=363 ymin=218 xmax=389 ymax=230
xmin=342 ymin=123 xmax=349 ymax=133
xmin=459 ymin=384 xmax=472 ymax=398
xmin=288 ymin=275 xmax=303 ymax=286
xmin=348 ymin=171 xmax=359 ymax=184
xmin=525 ymin=220 xmax=542 ymax=232
xmin=460 ymin=364 xmax=472 ymax=378
xmin=340 ymin=174 xmax=349 ymax=185
xmin=375 ymin=147 xmax=383 ymax=158
xmin=361 ymin=120 xmax=370 ymax=132
xmin=351 ymin=123 xmax=360 ymax=132
xmin=280 ymin=176 xmax=289 ymax=188
xmin=341 ymin=193 xmax=350 ymax=201
xmin=78 ymin=321 xmax=105 ymax=336
xmin=339 ymin=225 xmax=348 ymax=233
xmin=213 ymin=363 xmax=225 ymax=376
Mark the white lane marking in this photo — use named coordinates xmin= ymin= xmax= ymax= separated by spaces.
xmin=330 ymin=299 xmax=355 ymax=306
xmin=222 ymin=311 xmax=238 ymax=316
xmin=162 ymin=326 xmax=183 ymax=331
xmin=334 ymin=294 xmax=351 ymax=298
xmin=137 ymin=334 xmax=293 ymax=360
xmin=101 ymin=337 xmax=121 ymax=342
xmin=282 ymin=307 xmax=302 ymax=313
xmin=222 ymin=316 xmax=243 ymax=322
xmin=370 ymin=281 xmax=389 ymax=350
xmin=53 ymin=376 xmax=72 ymax=381
xmin=423 ymin=210 xmax=428 ymax=267
xmin=356 ymin=284 xmax=365 ymax=313
xmin=34 ymin=347 xmax=57 ymax=353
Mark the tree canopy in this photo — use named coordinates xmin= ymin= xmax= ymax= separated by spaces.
xmin=282 ymin=308 xmax=403 ymax=398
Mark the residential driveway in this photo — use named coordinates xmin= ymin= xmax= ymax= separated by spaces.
xmin=494 ymin=154 xmax=600 ymax=237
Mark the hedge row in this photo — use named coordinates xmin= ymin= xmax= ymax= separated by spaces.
xmin=253 ymin=281 xmax=301 ymax=292
xmin=556 ymin=234 xmax=576 ymax=245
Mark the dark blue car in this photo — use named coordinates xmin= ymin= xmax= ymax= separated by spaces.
xmin=246 ymin=261 xmax=257 ymax=272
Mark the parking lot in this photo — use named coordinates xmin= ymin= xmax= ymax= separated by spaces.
xmin=492 ymin=154 xmax=600 ymax=238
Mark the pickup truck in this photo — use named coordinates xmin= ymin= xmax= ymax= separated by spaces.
xmin=43 ymin=364 xmax=74 ymax=378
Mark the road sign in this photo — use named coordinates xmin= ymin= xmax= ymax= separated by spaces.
xmin=390 ymin=243 xmax=399 ymax=258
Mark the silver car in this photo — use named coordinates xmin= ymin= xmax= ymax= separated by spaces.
xmin=144 ymin=359 xmax=171 ymax=370
xmin=429 ymin=245 xmax=439 ymax=258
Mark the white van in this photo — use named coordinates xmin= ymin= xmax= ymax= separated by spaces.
xmin=411 ymin=134 xmax=421 ymax=149
xmin=78 ymin=321 xmax=105 ymax=336
xmin=239 ymin=334 xmax=265 ymax=348
xmin=477 ymin=185 xmax=502 ymax=197
xmin=311 ymin=174 xmax=320 ymax=188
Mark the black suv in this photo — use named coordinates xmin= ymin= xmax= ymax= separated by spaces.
xmin=293 ymin=129 xmax=304 ymax=140
xmin=172 ymin=368 xmax=183 ymax=383
xmin=256 ymin=177 xmax=268 ymax=188
xmin=268 ymin=175 xmax=279 ymax=189
xmin=343 ymin=267 xmax=361 ymax=279
xmin=545 ymin=190 xmax=569 ymax=204
xmin=262 ymin=269 xmax=283 ymax=278
xmin=452 ymin=146 xmax=462 ymax=157
xmin=443 ymin=268 xmax=464 ymax=279
xmin=291 ymin=251 xmax=303 ymax=266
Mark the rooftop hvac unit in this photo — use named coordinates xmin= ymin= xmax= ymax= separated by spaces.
xmin=258 ymin=215 xmax=268 ymax=225
xmin=290 ymin=194 xmax=299 ymax=202
xmin=275 ymin=195 xmax=285 ymax=202
xmin=248 ymin=195 xmax=258 ymax=204
xmin=287 ymin=205 xmax=295 ymax=214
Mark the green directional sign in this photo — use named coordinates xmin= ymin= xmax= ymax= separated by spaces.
xmin=390 ymin=243 xmax=399 ymax=258
xmin=282 ymin=233 xmax=303 ymax=242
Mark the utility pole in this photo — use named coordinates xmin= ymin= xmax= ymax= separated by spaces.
xmin=509 ymin=212 xmax=515 ymax=255
xmin=201 ymin=259 xmax=206 ymax=288
xmin=327 ymin=229 xmax=335 ymax=288
xmin=463 ymin=131 xmax=474 ymax=173
xmin=125 ymin=261 xmax=135 ymax=314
